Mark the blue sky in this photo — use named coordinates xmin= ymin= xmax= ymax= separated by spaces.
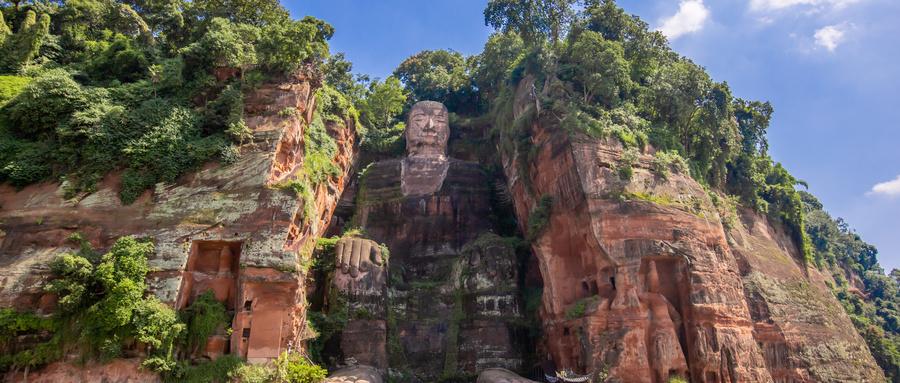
xmin=289 ymin=0 xmax=900 ymax=271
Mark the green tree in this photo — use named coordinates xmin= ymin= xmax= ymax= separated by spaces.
xmin=563 ymin=30 xmax=632 ymax=105
xmin=483 ymin=0 xmax=577 ymax=44
xmin=471 ymin=32 xmax=525 ymax=98
xmin=393 ymin=49 xmax=473 ymax=110
xmin=359 ymin=76 xmax=407 ymax=155
xmin=582 ymin=0 xmax=673 ymax=83
xmin=181 ymin=17 xmax=258 ymax=74
xmin=360 ymin=76 xmax=406 ymax=132
xmin=0 ymin=10 xmax=50 ymax=72
xmin=188 ymin=0 xmax=289 ymax=27
xmin=687 ymin=82 xmax=739 ymax=187
xmin=641 ymin=59 xmax=710 ymax=152
xmin=323 ymin=52 xmax=369 ymax=104
xmin=733 ymin=98 xmax=773 ymax=156
xmin=258 ymin=17 xmax=331 ymax=74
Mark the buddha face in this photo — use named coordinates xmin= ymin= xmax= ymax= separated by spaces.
xmin=405 ymin=101 xmax=449 ymax=158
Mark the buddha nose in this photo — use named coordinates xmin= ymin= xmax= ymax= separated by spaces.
xmin=425 ymin=117 xmax=434 ymax=130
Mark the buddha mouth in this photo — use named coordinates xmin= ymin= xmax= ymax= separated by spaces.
xmin=417 ymin=128 xmax=439 ymax=137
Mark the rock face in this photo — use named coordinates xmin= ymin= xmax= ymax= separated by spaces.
xmin=0 ymin=74 xmax=357 ymax=380
xmin=5 ymin=359 xmax=158 ymax=383
xmin=0 ymin=74 xmax=887 ymax=383
xmin=497 ymin=77 xmax=884 ymax=382
xmin=476 ymin=368 xmax=540 ymax=383
xmin=320 ymin=101 xmax=526 ymax=381
xmin=728 ymin=210 xmax=886 ymax=382
xmin=324 ymin=365 xmax=384 ymax=383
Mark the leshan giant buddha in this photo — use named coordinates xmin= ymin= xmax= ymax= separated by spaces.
xmin=320 ymin=101 xmax=530 ymax=381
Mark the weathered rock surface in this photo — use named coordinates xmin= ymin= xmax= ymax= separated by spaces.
xmin=476 ymin=368 xmax=540 ymax=383
xmin=498 ymin=77 xmax=884 ymax=382
xmin=0 ymin=74 xmax=357 ymax=378
xmin=325 ymin=364 xmax=384 ymax=383
xmin=729 ymin=209 xmax=885 ymax=382
xmin=319 ymin=101 xmax=527 ymax=381
xmin=0 ymin=73 xmax=888 ymax=383
xmin=4 ymin=359 xmax=158 ymax=383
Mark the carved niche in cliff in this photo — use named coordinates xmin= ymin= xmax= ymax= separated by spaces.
xmin=176 ymin=240 xmax=241 ymax=359
xmin=319 ymin=101 xmax=528 ymax=381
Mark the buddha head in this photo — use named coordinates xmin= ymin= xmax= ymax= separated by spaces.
xmin=405 ymin=101 xmax=449 ymax=158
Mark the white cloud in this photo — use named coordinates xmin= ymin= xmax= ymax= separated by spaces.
xmin=869 ymin=175 xmax=900 ymax=197
xmin=658 ymin=0 xmax=711 ymax=40
xmin=814 ymin=24 xmax=846 ymax=51
xmin=749 ymin=0 xmax=861 ymax=12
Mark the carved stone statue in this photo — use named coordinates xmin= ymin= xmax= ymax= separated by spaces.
xmin=405 ymin=101 xmax=449 ymax=159
xmin=401 ymin=101 xmax=451 ymax=196
xmin=641 ymin=261 xmax=688 ymax=382
xmin=334 ymin=237 xmax=385 ymax=279
xmin=329 ymin=236 xmax=389 ymax=369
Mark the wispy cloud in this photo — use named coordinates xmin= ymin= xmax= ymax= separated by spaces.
xmin=869 ymin=175 xmax=900 ymax=197
xmin=658 ymin=0 xmax=710 ymax=40
xmin=749 ymin=0 xmax=862 ymax=12
xmin=814 ymin=24 xmax=847 ymax=51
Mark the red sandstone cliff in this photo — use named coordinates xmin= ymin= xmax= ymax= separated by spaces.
xmin=497 ymin=77 xmax=884 ymax=383
xmin=0 ymin=74 xmax=357 ymax=381
xmin=0 ymin=72 xmax=888 ymax=383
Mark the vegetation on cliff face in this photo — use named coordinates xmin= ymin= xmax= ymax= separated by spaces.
xmin=0 ymin=0 xmax=335 ymax=203
xmin=2 ymin=0 xmax=897 ymax=380
xmin=802 ymin=192 xmax=900 ymax=380
xmin=0 ymin=234 xmax=182 ymax=373
xmin=2 ymin=234 xmax=328 ymax=382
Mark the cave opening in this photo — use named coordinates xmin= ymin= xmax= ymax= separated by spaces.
xmin=176 ymin=240 xmax=243 ymax=359
xmin=177 ymin=240 xmax=242 ymax=310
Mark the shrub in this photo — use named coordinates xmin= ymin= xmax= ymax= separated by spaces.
xmin=616 ymin=147 xmax=639 ymax=181
xmin=170 ymin=355 xmax=244 ymax=383
xmin=304 ymin=114 xmax=340 ymax=186
xmin=86 ymin=34 xmax=150 ymax=83
xmin=0 ymin=137 xmax=52 ymax=187
xmin=1 ymin=69 xmax=87 ymax=138
xmin=651 ymin=150 xmax=688 ymax=180
xmin=274 ymin=352 xmax=328 ymax=383
xmin=181 ymin=291 xmax=228 ymax=354
xmin=526 ymin=195 xmax=553 ymax=242
xmin=205 ymin=84 xmax=244 ymax=132
xmin=231 ymin=363 xmax=276 ymax=383
xmin=4 ymin=236 xmax=181 ymax=372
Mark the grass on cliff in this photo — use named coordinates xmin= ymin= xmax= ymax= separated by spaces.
xmin=526 ymin=195 xmax=553 ymax=242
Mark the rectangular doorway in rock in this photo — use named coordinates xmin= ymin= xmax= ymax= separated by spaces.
xmin=176 ymin=240 xmax=242 ymax=359
xmin=176 ymin=240 xmax=242 ymax=310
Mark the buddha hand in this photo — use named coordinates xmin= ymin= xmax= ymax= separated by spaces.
xmin=334 ymin=237 xmax=386 ymax=278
